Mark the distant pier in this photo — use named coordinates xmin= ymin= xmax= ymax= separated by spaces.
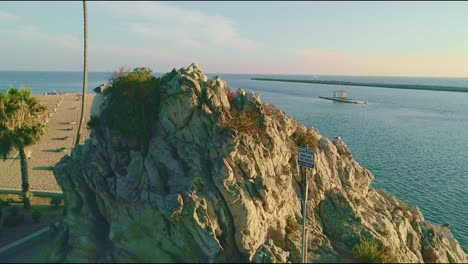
xmin=251 ymin=78 xmax=468 ymax=93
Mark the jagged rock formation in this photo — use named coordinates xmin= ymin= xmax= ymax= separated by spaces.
xmin=51 ymin=64 xmax=467 ymax=263
xmin=93 ymin=82 xmax=111 ymax=93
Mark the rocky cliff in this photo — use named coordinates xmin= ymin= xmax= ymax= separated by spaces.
xmin=50 ymin=64 xmax=467 ymax=263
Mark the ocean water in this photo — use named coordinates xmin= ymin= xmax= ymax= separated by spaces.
xmin=1 ymin=71 xmax=467 ymax=250
xmin=0 ymin=71 xmax=111 ymax=94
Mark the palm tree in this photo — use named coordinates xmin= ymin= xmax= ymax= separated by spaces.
xmin=0 ymin=87 xmax=48 ymax=209
xmin=75 ymin=0 xmax=88 ymax=146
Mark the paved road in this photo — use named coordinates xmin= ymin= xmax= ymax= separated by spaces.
xmin=0 ymin=229 xmax=52 ymax=263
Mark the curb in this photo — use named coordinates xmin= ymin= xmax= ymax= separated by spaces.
xmin=0 ymin=188 xmax=62 ymax=196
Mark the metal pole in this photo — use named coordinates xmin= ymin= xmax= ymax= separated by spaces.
xmin=301 ymin=165 xmax=308 ymax=263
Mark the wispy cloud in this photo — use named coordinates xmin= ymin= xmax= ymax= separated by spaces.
xmin=92 ymin=46 xmax=175 ymax=61
xmin=55 ymin=35 xmax=80 ymax=50
xmin=0 ymin=11 xmax=19 ymax=22
xmin=95 ymin=1 xmax=263 ymax=51
xmin=0 ymin=24 xmax=80 ymax=50
xmin=86 ymin=44 xmax=198 ymax=71
xmin=297 ymin=49 xmax=468 ymax=77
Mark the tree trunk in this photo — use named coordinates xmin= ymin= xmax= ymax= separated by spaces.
xmin=75 ymin=0 xmax=88 ymax=146
xmin=19 ymin=146 xmax=31 ymax=210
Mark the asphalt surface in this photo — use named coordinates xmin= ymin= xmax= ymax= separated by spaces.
xmin=0 ymin=229 xmax=51 ymax=263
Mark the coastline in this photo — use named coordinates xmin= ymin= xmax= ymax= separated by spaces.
xmin=251 ymin=78 xmax=468 ymax=93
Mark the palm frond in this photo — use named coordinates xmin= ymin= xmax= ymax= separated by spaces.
xmin=0 ymin=132 xmax=15 ymax=160
xmin=0 ymin=86 xmax=48 ymax=149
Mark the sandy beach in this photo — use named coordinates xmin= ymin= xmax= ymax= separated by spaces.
xmin=0 ymin=93 xmax=103 ymax=192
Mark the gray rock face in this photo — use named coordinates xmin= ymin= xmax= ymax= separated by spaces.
xmin=51 ymin=63 xmax=467 ymax=263
xmin=93 ymin=82 xmax=112 ymax=93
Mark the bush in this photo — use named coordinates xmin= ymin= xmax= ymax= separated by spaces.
xmin=103 ymin=67 xmax=160 ymax=147
xmin=285 ymin=215 xmax=301 ymax=236
xmin=3 ymin=207 xmax=25 ymax=227
xmin=217 ymin=87 xmax=268 ymax=139
xmin=285 ymin=215 xmax=301 ymax=263
xmin=50 ymin=195 xmax=63 ymax=208
xmin=32 ymin=210 xmax=42 ymax=223
xmin=5 ymin=198 xmax=14 ymax=205
xmin=397 ymin=200 xmax=408 ymax=214
xmin=294 ymin=133 xmax=307 ymax=146
xmin=219 ymin=106 xmax=264 ymax=137
xmin=352 ymin=238 xmax=396 ymax=263
xmin=293 ymin=131 xmax=319 ymax=150
xmin=225 ymin=86 xmax=236 ymax=105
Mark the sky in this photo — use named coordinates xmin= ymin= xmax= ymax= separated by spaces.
xmin=0 ymin=1 xmax=467 ymax=77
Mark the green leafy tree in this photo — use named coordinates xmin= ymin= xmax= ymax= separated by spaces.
xmin=0 ymin=87 xmax=48 ymax=209
xmin=128 ymin=67 xmax=153 ymax=80
xmin=75 ymin=0 xmax=88 ymax=146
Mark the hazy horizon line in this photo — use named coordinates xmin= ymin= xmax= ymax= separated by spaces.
xmin=1 ymin=69 xmax=468 ymax=79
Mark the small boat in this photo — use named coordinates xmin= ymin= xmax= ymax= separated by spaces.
xmin=319 ymin=90 xmax=367 ymax=104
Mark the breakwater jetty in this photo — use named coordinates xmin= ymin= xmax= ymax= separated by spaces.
xmin=251 ymin=78 xmax=468 ymax=93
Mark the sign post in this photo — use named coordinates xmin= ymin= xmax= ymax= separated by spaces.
xmin=297 ymin=146 xmax=315 ymax=264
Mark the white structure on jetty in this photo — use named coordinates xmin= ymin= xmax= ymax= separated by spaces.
xmin=334 ymin=90 xmax=348 ymax=99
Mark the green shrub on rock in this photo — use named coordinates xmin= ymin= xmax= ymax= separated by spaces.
xmin=352 ymin=238 xmax=396 ymax=263
xmin=102 ymin=67 xmax=161 ymax=148
xmin=293 ymin=131 xmax=319 ymax=150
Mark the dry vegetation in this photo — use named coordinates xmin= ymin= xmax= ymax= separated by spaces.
xmin=284 ymin=215 xmax=301 ymax=263
xmin=218 ymin=87 xmax=265 ymax=137
xmin=225 ymin=86 xmax=236 ymax=104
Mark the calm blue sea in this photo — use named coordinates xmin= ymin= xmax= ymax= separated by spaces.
xmin=1 ymin=71 xmax=467 ymax=250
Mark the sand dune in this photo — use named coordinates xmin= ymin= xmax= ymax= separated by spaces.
xmin=0 ymin=93 xmax=102 ymax=192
